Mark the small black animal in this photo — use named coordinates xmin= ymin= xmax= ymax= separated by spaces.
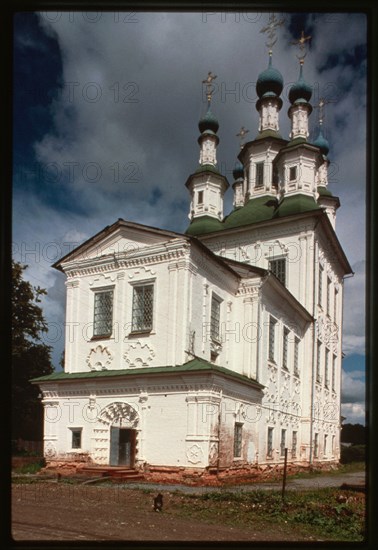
xmin=153 ymin=493 xmax=163 ymax=512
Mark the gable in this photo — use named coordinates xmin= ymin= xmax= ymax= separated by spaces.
xmin=53 ymin=219 xmax=183 ymax=270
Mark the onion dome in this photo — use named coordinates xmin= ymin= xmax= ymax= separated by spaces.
xmin=256 ymin=56 xmax=284 ymax=99
xmin=313 ymin=126 xmax=329 ymax=156
xmin=289 ymin=64 xmax=312 ymax=104
xmin=233 ymin=161 xmax=244 ymax=180
xmin=198 ymin=107 xmax=219 ymax=134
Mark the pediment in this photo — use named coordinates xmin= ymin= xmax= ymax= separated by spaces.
xmin=54 ymin=219 xmax=182 ymax=269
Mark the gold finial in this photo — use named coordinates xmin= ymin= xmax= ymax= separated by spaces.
xmin=202 ymin=71 xmax=217 ymax=104
xmin=291 ymin=30 xmax=311 ymax=64
xmin=236 ymin=126 xmax=249 ymax=148
xmin=260 ymin=13 xmax=285 ymax=55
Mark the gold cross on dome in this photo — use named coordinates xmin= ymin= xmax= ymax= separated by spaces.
xmin=260 ymin=13 xmax=285 ymax=54
xmin=291 ymin=30 xmax=311 ymax=63
xmin=202 ymin=71 xmax=217 ymax=104
xmin=236 ymin=126 xmax=249 ymax=147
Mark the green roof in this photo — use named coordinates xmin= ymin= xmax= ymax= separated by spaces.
xmin=223 ymin=195 xmax=276 ymax=229
xmin=31 ymin=358 xmax=263 ymax=389
xmin=273 ymin=194 xmax=320 ymax=218
xmin=194 ymin=164 xmax=221 ymax=175
xmin=185 ymin=215 xmax=224 ymax=236
xmin=317 ymin=186 xmax=333 ymax=197
xmin=254 ymin=129 xmax=283 ymax=141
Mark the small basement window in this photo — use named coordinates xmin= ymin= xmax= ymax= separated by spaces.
xmin=70 ymin=428 xmax=82 ymax=449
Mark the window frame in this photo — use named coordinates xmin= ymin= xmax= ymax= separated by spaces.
xmin=255 ymin=161 xmax=264 ymax=187
xmin=294 ymin=336 xmax=300 ymax=377
xmin=92 ymin=287 xmax=114 ymax=338
xmin=292 ymin=430 xmax=297 ymax=458
xmin=269 ymin=257 xmax=286 ymax=286
xmin=267 ymin=427 xmax=274 ymax=458
xmin=131 ymin=282 xmax=155 ymax=333
xmin=233 ymin=423 xmax=243 ymax=458
xmin=268 ymin=316 xmax=277 ymax=362
xmin=325 ymin=348 xmax=330 ymax=388
xmin=70 ymin=427 xmax=82 ymax=450
xmin=210 ymin=293 xmax=222 ymax=343
xmin=289 ymin=165 xmax=297 ymax=181
xmin=280 ymin=428 xmax=286 ymax=457
xmin=316 ymin=339 xmax=322 ymax=383
xmin=197 ymin=190 xmax=204 ymax=205
xmin=282 ymin=327 xmax=289 ymax=370
xmin=314 ymin=433 xmax=319 ymax=458
xmin=318 ymin=264 xmax=323 ymax=307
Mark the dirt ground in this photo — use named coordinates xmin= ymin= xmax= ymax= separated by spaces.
xmin=12 ymin=482 xmax=323 ymax=542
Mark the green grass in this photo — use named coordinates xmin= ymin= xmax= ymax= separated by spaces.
xmin=169 ymin=487 xmax=365 ymax=541
xmin=288 ymin=461 xmax=365 ymax=480
xmin=13 ymin=461 xmax=45 ymax=475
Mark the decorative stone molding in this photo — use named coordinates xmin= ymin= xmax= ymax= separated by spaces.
xmin=98 ymin=401 xmax=139 ymax=428
xmin=186 ymin=443 xmax=203 ymax=464
xmin=123 ymin=340 xmax=155 ymax=368
xmin=88 ymin=272 xmax=118 ymax=286
xmin=128 ymin=265 xmax=156 ymax=279
xmin=86 ymin=345 xmax=113 ymax=371
xmin=44 ymin=441 xmax=57 ymax=458
xmin=209 ymin=442 xmax=218 ymax=465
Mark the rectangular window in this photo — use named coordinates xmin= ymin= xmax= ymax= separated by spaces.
xmin=318 ymin=264 xmax=323 ymax=307
xmin=283 ymin=327 xmax=289 ymax=370
xmin=334 ymin=288 xmax=338 ymax=321
xmin=268 ymin=316 xmax=277 ymax=361
xmin=280 ymin=429 xmax=286 ymax=457
xmin=327 ymin=277 xmax=331 ymax=316
xmin=93 ymin=290 xmax=113 ymax=337
xmin=269 ymin=258 xmax=286 ymax=286
xmin=332 ymin=435 xmax=336 ymax=456
xmin=289 ymin=166 xmax=297 ymax=181
xmin=256 ymin=162 xmax=264 ymax=187
xmin=324 ymin=434 xmax=328 ymax=456
xmin=198 ymin=190 xmax=204 ymax=204
xmin=71 ymin=428 xmax=82 ymax=449
xmin=132 ymin=284 xmax=154 ymax=332
xmin=267 ymin=427 xmax=274 ymax=458
xmin=314 ymin=433 xmax=319 ymax=458
xmin=332 ymin=355 xmax=337 ymax=392
xmin=316 ymin=340 xmax=322 ymax=383
xmin=292 ymin=431 xmax=297 ymax=458
xmin=210 ymin=295 xmax=221 ymax=342
xmin=294 ymin=337 xmax=300 ymax=377
xmin=325 ymin=349 xmax=330 ymax=388
xmin=234 ymin=423 xmax=243 ymax=458
xmin=272 ymin=164 xmax=279 ymax=187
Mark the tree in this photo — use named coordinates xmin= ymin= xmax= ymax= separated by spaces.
xmin=12 ymin=261 xmax=53 ymax=441
xmin=340 ymin=423 xmax=366 ymax=445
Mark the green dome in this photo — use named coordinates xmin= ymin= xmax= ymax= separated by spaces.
xmin=198 ymin=108 xmax=219 ymax=134
xmin=232 ymin=161 xmax=244 ymax=180
xmin=289 ymin=64 xmax=312 ymax=104
xmin=256 ymin=56 xmax=284 ymax=99
xmin=313 ymin=127 xmax=330 ymax=156
xmin=185 ymin=215 xmax=223 ymax=236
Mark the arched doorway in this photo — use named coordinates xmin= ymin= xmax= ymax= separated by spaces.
xmin=97 ymin=402 xmax=139 ymax=467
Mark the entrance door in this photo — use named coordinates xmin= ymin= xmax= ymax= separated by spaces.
xmin=109 ymin=427 xmax=136 ymax=467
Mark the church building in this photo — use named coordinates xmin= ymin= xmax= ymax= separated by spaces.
xmin=33 ymin=22 xmax=352 ymax=478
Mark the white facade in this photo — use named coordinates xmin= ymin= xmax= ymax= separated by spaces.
xmin=34 ymin=53 xmax=352 ymax=476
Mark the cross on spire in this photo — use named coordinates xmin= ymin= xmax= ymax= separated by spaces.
xmin=236 ymin=126 xmax=249 ymax=148
xmin=202 ymin=71 xmax=217 ymax=105
xmin=313 ymin=97 xmax=335 ymax=125
xmin=260 ymin=13 xmax=285 ymax=55
xmin=291 ymin=30 xmax=311 ymax=64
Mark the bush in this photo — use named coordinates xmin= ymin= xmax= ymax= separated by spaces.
xmin=340 ymin=445 xmax=366 ymax=464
